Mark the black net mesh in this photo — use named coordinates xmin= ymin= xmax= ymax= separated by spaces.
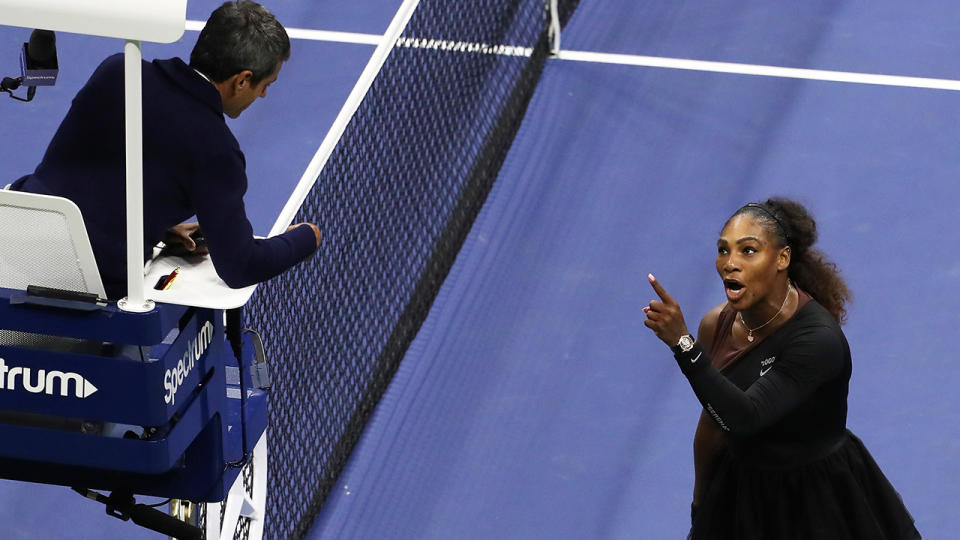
xmin=245 ymin=1 xmax=579 ymax=538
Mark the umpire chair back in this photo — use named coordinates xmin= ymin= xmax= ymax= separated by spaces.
xmin=0 ymin=188 xmax=106 ymax=297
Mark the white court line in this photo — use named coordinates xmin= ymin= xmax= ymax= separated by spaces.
xmin=185 ymin=19 xmax=381 ymax=45
xmin=187 ymin=19 xmax=529 ymax=53
xmin=555 ymin=49 xmax=960 ymax=92
xmin=188 ymin=18 xmax=960 ymax=91
xmin=284 ymin=27 xmax=380 ymax=45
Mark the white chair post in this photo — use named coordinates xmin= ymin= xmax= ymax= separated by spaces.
xmin=117 ymin=39 xmax=153 ymax=313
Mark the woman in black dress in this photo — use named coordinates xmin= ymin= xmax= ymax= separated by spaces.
xmin=642 ymin=198 xmax=919 ymax=539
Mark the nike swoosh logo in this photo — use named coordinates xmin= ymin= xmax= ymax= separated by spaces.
xmin=691 ymin=352 xmax=702 ymax=364
xmin=760 ymin=366 xmax=772 ymax=377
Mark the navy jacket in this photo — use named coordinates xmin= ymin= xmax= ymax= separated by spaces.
xmin=12 ymin=55 xmax=316 ymax=299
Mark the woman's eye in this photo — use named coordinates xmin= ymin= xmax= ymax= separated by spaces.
xmin=743 ymin=247 xmax=757 ymax=255
xmin=718 ymin=247 xmax=728 ymax=255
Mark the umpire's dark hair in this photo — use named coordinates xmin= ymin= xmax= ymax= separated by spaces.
xmin=190 ymin=1 xmax=290 ymax=84
xmin=730 ymin=197 xmax=852 ymax=324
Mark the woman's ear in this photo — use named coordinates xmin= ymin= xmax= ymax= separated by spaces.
xmin=778 ymin=246 xmax=791 ymax=272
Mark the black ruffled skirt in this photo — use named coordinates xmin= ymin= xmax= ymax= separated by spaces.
xmin=690 ymin=431 xmax=920 ymax=539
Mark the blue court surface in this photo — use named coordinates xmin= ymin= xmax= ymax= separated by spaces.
xmin=2 ymin=1 xmax=958 ymax=538
xmin=309 ymin=2 xmax=959 ymax=539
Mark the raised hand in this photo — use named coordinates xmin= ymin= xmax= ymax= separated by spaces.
xmin=642 ymin=273 xmax=691 ymax=347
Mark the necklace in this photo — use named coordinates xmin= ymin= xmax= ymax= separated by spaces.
xmin=738 ymin=283 xmax=793 ymax=343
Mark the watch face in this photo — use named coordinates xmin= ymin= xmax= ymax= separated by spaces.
xmin=678 ymin=335 xmax=694 ymax=351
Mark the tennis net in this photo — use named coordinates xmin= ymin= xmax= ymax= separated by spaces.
xmin=246 ymin=1 xmax=580 ymax=537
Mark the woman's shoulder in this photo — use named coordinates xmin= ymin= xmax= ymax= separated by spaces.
xmin=792 ymin=298 xmax=843 ymax=331
xmin=782 ymin=300 xmax=850 ymax=363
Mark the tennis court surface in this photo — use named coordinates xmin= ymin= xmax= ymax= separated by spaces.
xmin=1 ymin=1 xmax=956 ymax=538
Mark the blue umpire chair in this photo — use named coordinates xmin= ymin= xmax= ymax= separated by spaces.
xmin=1 ymin=3 xmax=272 ymax=537
xmin=0 ymin=185 xmax=270 ymax=539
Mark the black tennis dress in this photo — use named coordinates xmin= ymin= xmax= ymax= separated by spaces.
xmin=678 ymin=297 xmax=920 ymax=539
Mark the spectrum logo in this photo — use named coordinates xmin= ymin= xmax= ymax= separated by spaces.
xmin=163 ymin=320 xmax=214 ymax=406
xmin=0 ymin=358 xmax=98 ymax=398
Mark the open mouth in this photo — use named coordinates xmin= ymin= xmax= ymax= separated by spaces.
xmin=724 ymin=279 xmax=746 ymax=301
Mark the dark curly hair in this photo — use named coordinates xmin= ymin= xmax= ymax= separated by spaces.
xmin=731 ymin=197 xmax=852 ymax=324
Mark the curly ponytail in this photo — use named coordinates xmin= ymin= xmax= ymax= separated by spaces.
xmin=734 ymin=197 xmax=852 ymax=324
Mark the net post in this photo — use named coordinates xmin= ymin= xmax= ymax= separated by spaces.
xmin=118 ymin=39 xmax=154 ymax=313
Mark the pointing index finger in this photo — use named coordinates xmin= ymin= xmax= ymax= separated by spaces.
xmin=648 ymin=273 xmax=675 ymax=304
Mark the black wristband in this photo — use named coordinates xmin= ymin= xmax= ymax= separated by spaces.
xmin=673 ymin=341 xmax=705 ymax=375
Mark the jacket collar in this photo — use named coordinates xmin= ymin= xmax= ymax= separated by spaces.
xmin=154 ymin=57 xmax=223 ymax=115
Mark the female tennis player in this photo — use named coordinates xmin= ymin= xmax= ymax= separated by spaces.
xmin=643 ymin=198 xmax=919 ymax=539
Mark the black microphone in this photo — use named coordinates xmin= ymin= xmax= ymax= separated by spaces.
xmin=2 ymin=29 xmax=57 ymax=102
xmin=28 ymin=30 xmax=56 ymax=63
xmin=21 ymin=30 xmax=58 ymax=87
